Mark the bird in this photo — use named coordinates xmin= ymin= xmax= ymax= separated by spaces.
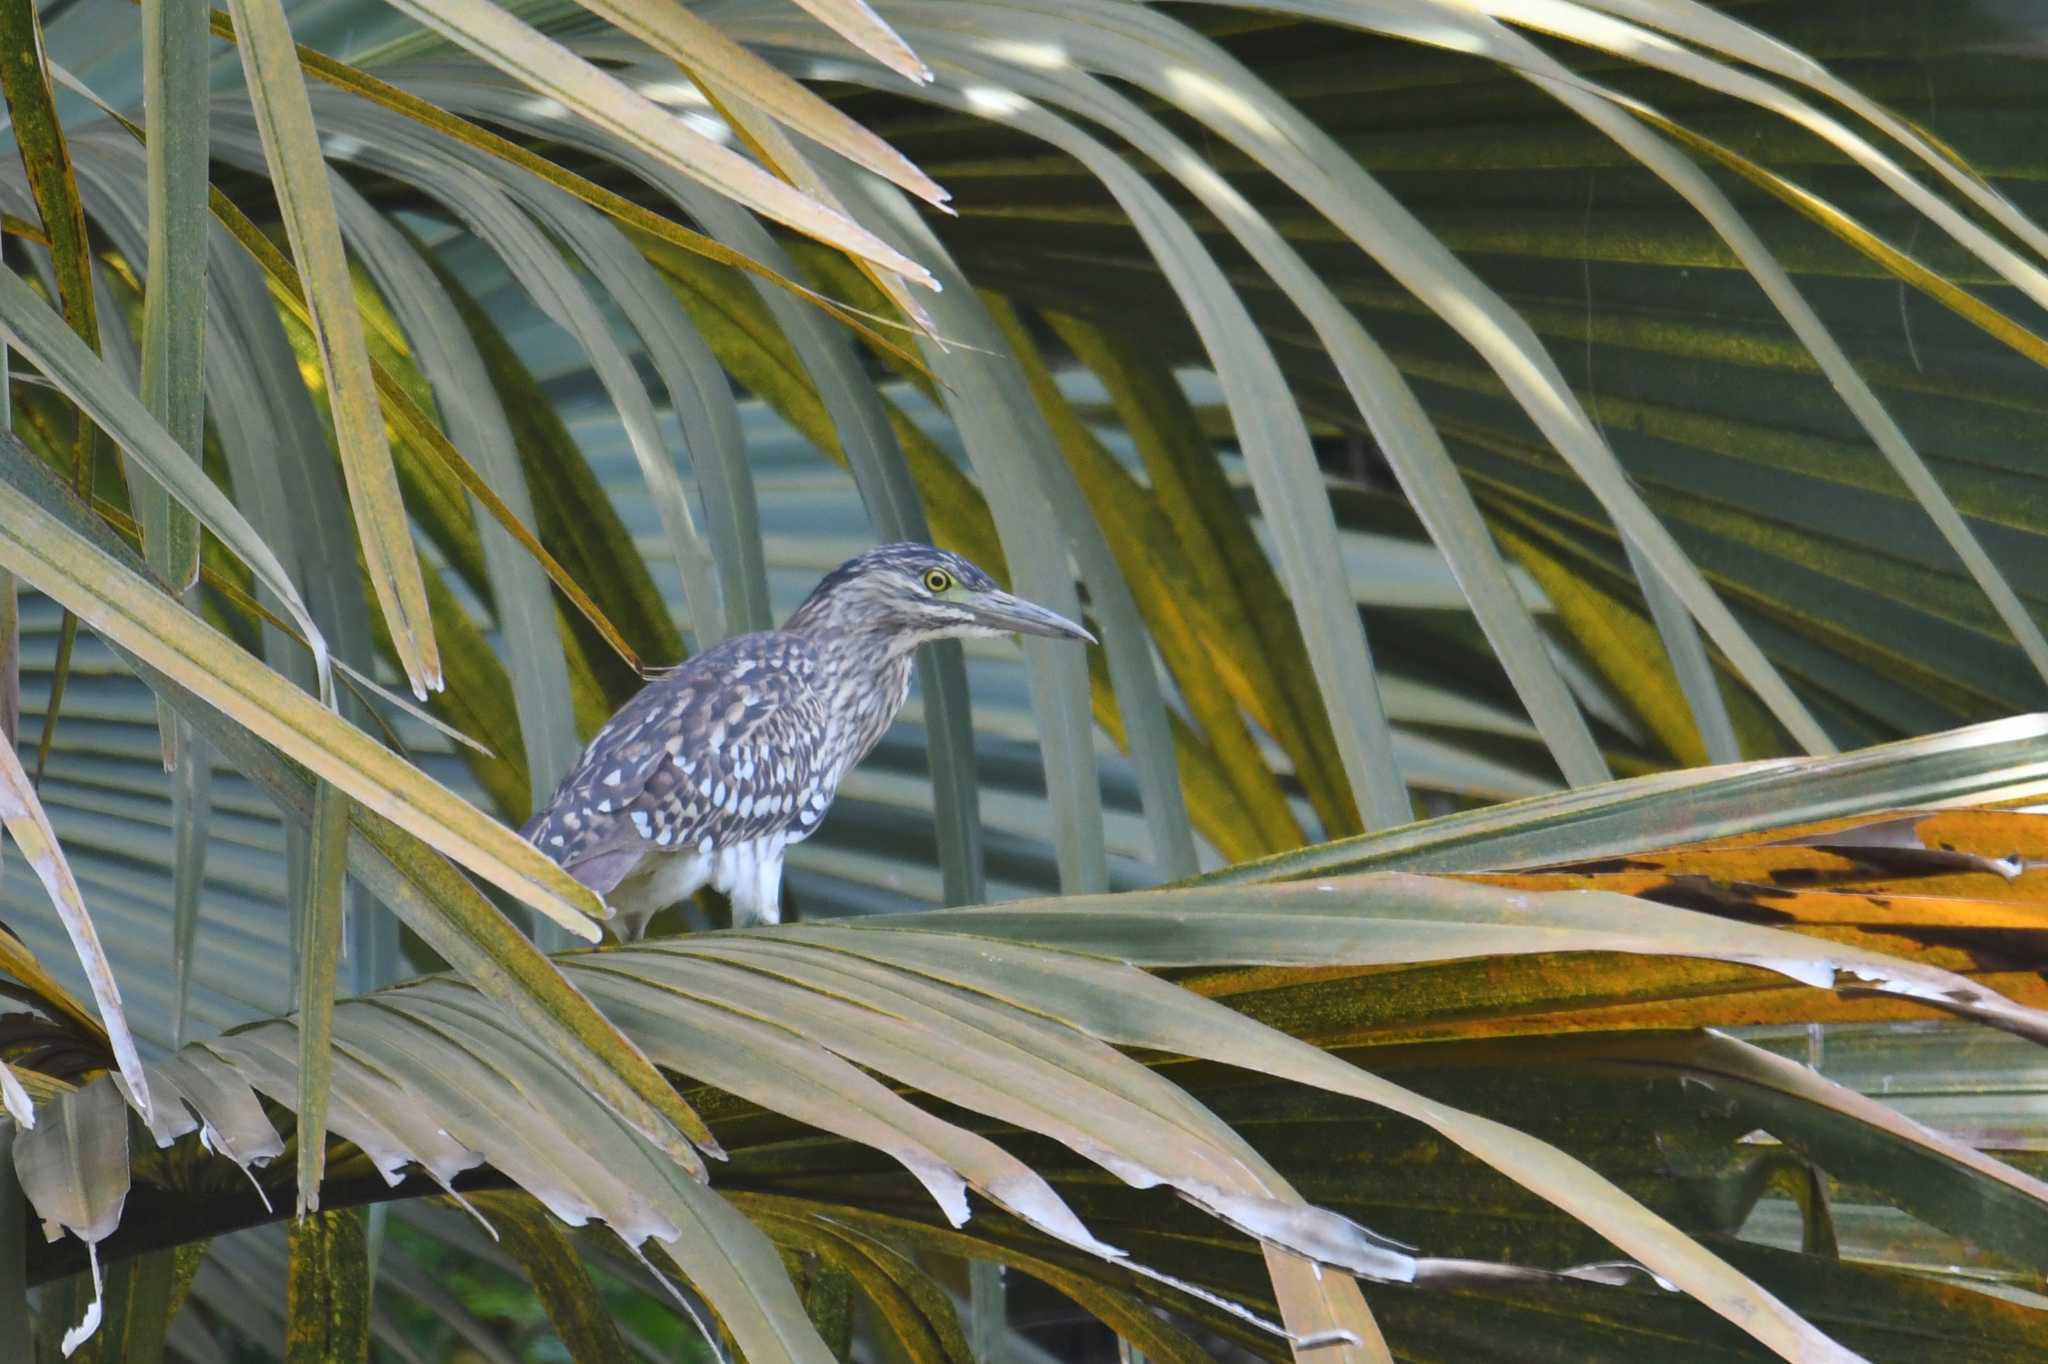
xmin=521 ymin=543 xmax=1095 ymax=940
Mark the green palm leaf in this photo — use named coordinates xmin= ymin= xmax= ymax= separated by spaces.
xmin=7 ymin=1 xmax=2048 ymax=1360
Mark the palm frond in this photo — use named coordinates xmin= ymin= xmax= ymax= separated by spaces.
xmin=5 ymin=1 xmax=2048 ymax=1359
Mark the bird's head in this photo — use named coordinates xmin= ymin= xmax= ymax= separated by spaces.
xmin=785 ymin=543 xmax=1096 ymax=652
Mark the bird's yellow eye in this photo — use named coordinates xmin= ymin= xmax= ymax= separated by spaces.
xmin=922 ymin=568 xmax=954 ymax=593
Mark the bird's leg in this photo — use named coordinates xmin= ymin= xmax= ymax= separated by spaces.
xmin=602 ymin=886 xmax=658 ymax=943
xmin=607 ymin=850 xmax=710 ymax=942
xmin=727 ymin=846 xmax=786 ymax=927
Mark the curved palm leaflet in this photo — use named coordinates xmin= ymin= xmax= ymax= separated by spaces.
xmin=3 ymin=0 xmax=2048 ymax=1360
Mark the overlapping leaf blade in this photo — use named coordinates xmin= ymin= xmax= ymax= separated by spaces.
xmin=374 ymin=0 xmax=936 ymax=289
xmin=12 ymin=2 xmax=2048 ymax=1361
xmin=0 ymin=431 xmax=602 ymax=938
xmin=221 ymin=0 xmax=440 ymax=700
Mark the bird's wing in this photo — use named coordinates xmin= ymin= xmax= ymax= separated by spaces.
xmin=521 ymin=633 xmax=833 ymax=889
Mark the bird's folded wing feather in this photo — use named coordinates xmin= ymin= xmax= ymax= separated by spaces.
xmin=520 ymin=634 xmax=834 ymax=884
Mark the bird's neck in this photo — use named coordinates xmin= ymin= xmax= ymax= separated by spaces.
xmin=802 ymin=626 xmax=918 ymax=769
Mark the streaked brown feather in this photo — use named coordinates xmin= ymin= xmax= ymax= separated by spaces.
xmin=517 ymin=543 xmax=1067 ymax=935
xmin=520 ymin=631 xmax=841 ymax=878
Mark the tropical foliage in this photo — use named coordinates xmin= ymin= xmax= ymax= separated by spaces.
xmin=2 ymin=0 xmax=2048 ymax=1360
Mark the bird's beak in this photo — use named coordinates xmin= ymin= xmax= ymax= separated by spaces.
xmin=966 ymin=589 xmax=1097 ymax=644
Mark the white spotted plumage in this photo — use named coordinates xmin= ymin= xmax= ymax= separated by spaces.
xmin=519 ymin=544 xmax=1087 ymax=940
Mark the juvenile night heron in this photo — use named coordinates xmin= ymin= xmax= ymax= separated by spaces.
xmin=522 ymin=543 xmax=1094 ymax=939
